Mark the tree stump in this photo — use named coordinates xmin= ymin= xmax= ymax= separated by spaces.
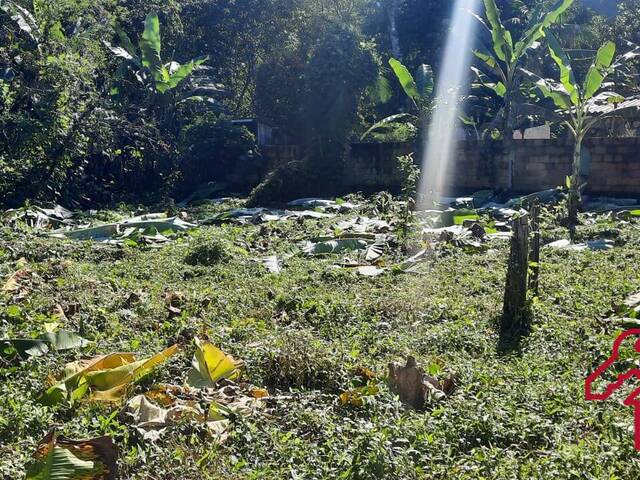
xmin=388 ymin=357 xmax=453 ymax=409
xmin=529 ymin=203 xmax=540 ymax=295
xmin=502 ymin=213 xmax=530 ymax=328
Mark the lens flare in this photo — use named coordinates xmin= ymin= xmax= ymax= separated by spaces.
xmin=418 ymin=0 xmax=480 ymax=208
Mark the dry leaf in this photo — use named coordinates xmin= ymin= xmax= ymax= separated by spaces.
xmin=26 ymin=431 xmax=117 ymax=480
xmin=250 ymin=388 xmax=269 ymax=399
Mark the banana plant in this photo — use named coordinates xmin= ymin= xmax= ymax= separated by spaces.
xmin=472 ymin=0 xmax=573 ymax=185
xmin=361 ymin=58 xmax=434 ymax=140
xmin=473 ymin=0 xmax=573 ymax=122
xmin=522 ymin=35 xmax=640 ymax=226
xmin=105 ymin=12 xmax=222 ymax=100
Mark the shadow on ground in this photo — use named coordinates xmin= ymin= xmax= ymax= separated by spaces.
xmin=496 ymin=308 xmax=533 ymax=355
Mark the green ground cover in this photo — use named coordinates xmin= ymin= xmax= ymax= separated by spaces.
xmin=1 ymin=197 xmax=640 ymax=479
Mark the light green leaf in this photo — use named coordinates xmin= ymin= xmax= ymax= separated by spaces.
xmin=494 ymin=81 xmax=507 ymax=97
xmin=482 ymin=0 xmax=513 ymax=63
xmin=473 ymin=48 xmax=498 ymax=69
xmin=440 ymin=209 xmax=479 ymax=227
xmin=584 ymin=41 xmax=616 ymax=101
xmin=389 ymin=58 xmax=419 ymax=101
xmin=139 ymin=12 xmax=164 ymax=83
xmin=546 ymin=32 xmax=579 ymax=105
xmin=513 ymin=0 xmax=574 ymax=60
xmin=166 ymin=56 xmax=208 ymax=90
xmin=360 ymin=113 xmax=417 ymax=140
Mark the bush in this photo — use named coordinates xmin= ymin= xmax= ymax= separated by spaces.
xmin=178 ymin=114 xmax=261 ymax=191
xmin=263 ymin=329 xmax=346 ymax=390
xmin=184 ymin=235 xmax=230 ymax=266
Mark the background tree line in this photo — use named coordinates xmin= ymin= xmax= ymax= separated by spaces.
xmin=0 ymin=0 xmax=638 ymax=206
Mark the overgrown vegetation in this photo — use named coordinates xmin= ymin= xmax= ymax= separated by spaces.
xmin=2 ymin=0 xmax=639 ymax=206
xmin=2 ymin=196 xmax=640 ymax=478
xmin=2 ymin=1 xmax=640 ymax=478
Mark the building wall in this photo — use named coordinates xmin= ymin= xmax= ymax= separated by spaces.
xmin=261 ymin=138 xmax=640 ymax=195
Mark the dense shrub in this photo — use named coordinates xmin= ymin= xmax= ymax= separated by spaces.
xmin=178 ymin=115 xmax=261 ymax=191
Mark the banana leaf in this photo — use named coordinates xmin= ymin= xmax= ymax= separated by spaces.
xmin=583 ymin=41 xmax=616 ymax=100
xmin=1 ymin=330 xmax=90 ymax=359
xmin=389 ymin=58 xmax=419 ymax=101
xmin=482 ymin=0 xmax=513 ymax=63
xmin=187 ymin=338 xmax=241 ymax=388
xmin=40 ymin=345 xmax=178 ymax=405
xmin=139 ymin=13 xmax=165 ymax=84
xmin=302 ymin=239 xmax=369 ymax=255
xmin=360 ymin=113 xmax=416 ymax=141
xmin=546 ymin=32 xmax=579 ymax=106
xmin=26 ymin=431 xmax=117 ymax=480
xmin=50 ymin=217 xmax=194 ymax=241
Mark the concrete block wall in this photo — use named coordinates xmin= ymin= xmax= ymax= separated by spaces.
xmin=261 ymin=138 xmax=640 ymax=195
xmin=509 ymin=138 xmax=640 ymax=194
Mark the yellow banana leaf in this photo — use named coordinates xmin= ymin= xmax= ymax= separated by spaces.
xmin=90 ymin=345 xmax=179 ymax=402
xmin=187 ymin=338 xmax=240 ymax=388
xmin=40 ymin=346 xmax=178 ymax=405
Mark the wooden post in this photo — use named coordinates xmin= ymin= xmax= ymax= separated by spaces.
xmin=502 ymin=213 xmax=530 ymax=328
xmin=529 ymin=203 xmax=540 ymax=296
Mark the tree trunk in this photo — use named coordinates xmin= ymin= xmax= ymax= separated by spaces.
xmin=502 ymin=213 xmax=530 ymax=329
xmin=529 ymin=203 xmax=540 ymax=295
xmin=503 ymin=90 xmax=515 ymax=190
xmin=567 ymin=137 xmax=582 ymax=231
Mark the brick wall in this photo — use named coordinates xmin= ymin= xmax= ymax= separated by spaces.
xmin=261 ymin=137 xmax=640 ymax=195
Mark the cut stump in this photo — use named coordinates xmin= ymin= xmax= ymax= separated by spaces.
xmin=388 ymin=356 xmax=453 ymax=409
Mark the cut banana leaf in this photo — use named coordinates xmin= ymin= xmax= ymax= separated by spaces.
xmin=40 ymin=330 xmax=92 ymax=351
xmin=364 ymin=242 xmax=385 ymax=262
xmin=40 ymin=353 xmax=135 ymax=405
xmin=1 ymin=338 xmax=49 ymax=358
xmin=40 ymin=345 xmax=178 ymax=405
xmin=50 ymin=217 xmax=194 ymax=241
xmin=302 ymin=238 xmax=369 ymax=255
xmin=26 ymin=431 xmax=117 ymax=480
xmin=1 ymin=330 xmax=90 ymax=359
xmin=90 ymin=345 xmax=179 ymax=402
xmin=187 ymin=338 xmax=240 ymax=388
xmin=259 ymin=255 xmax=281 ymax=274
